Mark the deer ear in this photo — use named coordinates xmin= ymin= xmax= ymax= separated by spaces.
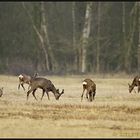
xmin=61 ymin=89 xmax=64 ymax=94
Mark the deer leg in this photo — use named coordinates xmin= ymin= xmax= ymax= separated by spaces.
xmin=45 ymin=89 xmax=50 ymax=100
xmin=32 ymin=89 xmax=38 ymax=101
xmin=27 ymin=89 xmax=33 ymax=100
xmin=86 ymin=91 xmax=89 ymax=100
xmin=18 ymin=84 xmax=20 ymax=90
xmin=28 ymin=85 xmax=31 ymax=90
xmin=133 ymin=88 xmax=136 ymax=93
xmin=89 ymin=92 xmax=92 ymax=102
xmin=81 ymin=89 xmax=85 ymax=101
xmin=92 ymin=92 xmax=96 ymax=100
xmin=21 ymin=83 xmax=25 ymax=91
xmin=41 ymin=89 xmax=45 ymax=100
xmin=88 ymin=92 xmax=92 ymax=102
xmin=138 ymin=86 xmax=140 ymax=93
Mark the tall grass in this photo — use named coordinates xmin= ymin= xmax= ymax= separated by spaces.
xmin=0 ymin=74 xmax=139 ymax=138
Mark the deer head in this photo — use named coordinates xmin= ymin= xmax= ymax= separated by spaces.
xmin=55 ymin=89 xmax=64 ymax=100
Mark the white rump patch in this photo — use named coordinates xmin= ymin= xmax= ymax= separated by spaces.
xmin=19 ymin=74 xmax=23 ymax=79
xmin=82 ymin=81 xmax=87 ymax=85
xmin=139 ymin=79 xmax=140 ymax=81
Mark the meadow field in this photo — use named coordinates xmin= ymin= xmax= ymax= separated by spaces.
xmin=0 ymin=74 xmax=140 ymax=138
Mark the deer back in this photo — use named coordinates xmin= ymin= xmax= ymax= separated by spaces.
xmin=19 ymin=74 xmax=31 ymax=84
xmin=30 ymin=77 xmax=64 ymax=100
xmin=83 ymin=78 xmax=96 ymax=92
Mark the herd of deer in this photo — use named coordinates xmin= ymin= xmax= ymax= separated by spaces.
xmin=0 ymin=73 xmax=139 ymax=102
xmin=17 ymin=72 xmax=97 ymax=102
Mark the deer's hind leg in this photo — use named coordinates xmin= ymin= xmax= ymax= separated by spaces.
xmin=88 ymin=92 xmax=93 ymax=102
xmin=32 ymin=89 xmax=38 ymax=100
xmin=86 ymin=91 xmax=89 ymax=101
xmin=27 ymin=87 xmax=36 ymax=100
xmin=81 ymin=88 xmax=85 ymax=102
xmin=18 ymin=84 xmax=20 ymax=90
xmin=92 ymin=91 xmax=96 ymax=100
xmin=27 ymin=89 xmax=32 ymax=100
xmin=138 ymin=85 xmax=140 ymax=93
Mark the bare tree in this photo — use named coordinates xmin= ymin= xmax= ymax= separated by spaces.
xmin=122 ymin=2 xmax=126 ymax=71
xmin=137 ymin=2 xmax=140 ymax=72
xmin=40 ymin=2 xmax=57 ymax=72
xmin=80 ymin=2 xmax=93 ymax=73
xmin=124 ymin=2 xmax=137 ymax=73
xmin=22 ymin=2 xmax=56 ymax=72
xmin=72 ymin=2 xmax=77 ymax=72
xmin=96 ymin=2 xmax=101 ymax=73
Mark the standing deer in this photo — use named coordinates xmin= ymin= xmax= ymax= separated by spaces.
xmin=81 ymin=78 xmax=96 ymax=102
xmin=18 ymin=72 xmax=38 ymax=91
xmin=0 ymin=87 xmax=3 ymax=97
xmin=128 ymin=75 xmax=140 ymax=93
xmin=27 ymin=77 xmax=64 ymax=101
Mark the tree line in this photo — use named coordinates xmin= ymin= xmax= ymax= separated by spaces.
xmin=0 ymin=2 xmax=139 ymax=75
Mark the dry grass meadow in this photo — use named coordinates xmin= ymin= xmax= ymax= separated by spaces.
xmin=0 ymin=74 xmax=140 ymax=138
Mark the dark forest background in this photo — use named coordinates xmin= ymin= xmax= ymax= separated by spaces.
xmin=0 ymin=2 xmax=139 ymax=75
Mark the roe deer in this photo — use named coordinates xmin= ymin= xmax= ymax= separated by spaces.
xmin=27 ymin=77 xmax=64 ymax=101
xmin=18 ymin=72 xmax=38 ymax=91
xmin=128 ymin=75 xmax=140 ymax=93
xmin=0 ymin=87 xmax=3 ymax=97
xmin=81 ymin=78 xmax=96 ymax=102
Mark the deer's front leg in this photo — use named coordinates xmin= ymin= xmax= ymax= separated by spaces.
xmin=41 ymin=89 xmax=45 ymax=100
xmin=21 ymin=83 xmax=25 ymax=91
xmin=18 ymin=84 xmax=20 ymax=90
xmin=28 ymin=84 xmax=31 ymax=90
xmin=45 ymin=89 xmax=50 ymax=100
xmin=27 ymin=89 xmax=32 ymax=100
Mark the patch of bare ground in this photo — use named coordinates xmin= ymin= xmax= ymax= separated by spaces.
xmin=0 ymin=75 xmax=140 ymax=138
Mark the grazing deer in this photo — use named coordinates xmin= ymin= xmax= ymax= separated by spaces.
xmin=18 ymin=72 xmax=38 ymax=91
xmin=81 ymin=78 xmax=96 ymax=102
xmin=0 ymin=87 xmax=3 ymax=97
xmin=128 ymin=75 xmax=140 ymax=93
xmin=27 ymin=77 xmax=64 ymax=101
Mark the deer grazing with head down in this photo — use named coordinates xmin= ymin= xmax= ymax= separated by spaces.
xmin=18 ymin=72 xmax=38 ymax=91
xmin=81 ymin=78 xmax=96 ymax=102
xmin=26 ymin=77 xmax=64 ymax=101
xmin=128 ymin=75 xmax=140 ymax=93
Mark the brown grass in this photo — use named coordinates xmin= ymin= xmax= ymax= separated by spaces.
xmin=0 ymin=74 xmax=140 ymax=138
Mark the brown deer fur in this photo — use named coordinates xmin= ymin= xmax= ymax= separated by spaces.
xmin=27 ymin=77 xmax=64 ymax=101
xmin=81 ymin=78 xmax=96 ymax=102
xmin=18 ymin=72 xmax=38 ymax=91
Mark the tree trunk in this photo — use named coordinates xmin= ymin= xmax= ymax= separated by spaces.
xmin=96 ymin=2 xmax=101 ymax=73
xmin=22 ymin=2 xmax=50 ymax=72
xmin=72 ymin=2 xmax=77 ymax=72
xmin=137 ymin=2 xmax=140 ymax=72
xmin=40 ymin=2 xmax=57 ymax=72
xmin=80 ymin=2 xmax=93 ymax=73
xmin=124 ymin=2 xmax=137 ymax=73
xmin=122 ymin=2 xmax=126 ymax=71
